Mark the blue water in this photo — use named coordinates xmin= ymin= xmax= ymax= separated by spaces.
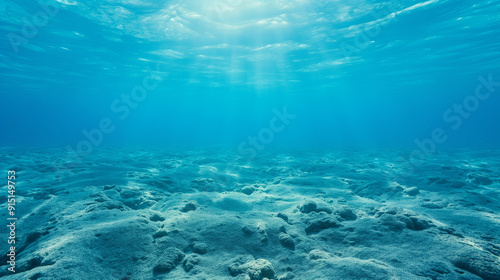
xmin=3 ymin=2 xmax=500 ymax=279
xmin=1 ymin=0 xmax=500 ymax=149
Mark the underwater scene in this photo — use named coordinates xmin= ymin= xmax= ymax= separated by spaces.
xmin=1 ymin=0 xmax=500 ymax=279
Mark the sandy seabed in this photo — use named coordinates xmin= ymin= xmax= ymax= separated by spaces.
xmin=0 ymin=147 xmax=499 ymax=280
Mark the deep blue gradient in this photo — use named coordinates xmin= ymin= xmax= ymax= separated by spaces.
xmin=1 ymin=0 xmax=500 ymax=149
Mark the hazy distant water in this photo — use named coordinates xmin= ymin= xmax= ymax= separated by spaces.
xmin=1 ymin=0 xmax=500 ymax=150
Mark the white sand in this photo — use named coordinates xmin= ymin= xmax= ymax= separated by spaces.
xmin=0 ymin=148 xmax=499 ymax=279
